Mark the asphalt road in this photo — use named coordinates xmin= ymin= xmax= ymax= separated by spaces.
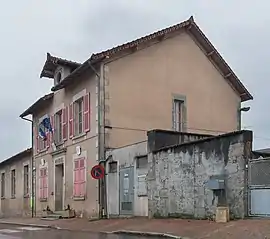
xmin=0 ymin=223 xmax=159 ymax=239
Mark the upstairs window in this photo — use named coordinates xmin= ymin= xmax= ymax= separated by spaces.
xmin=74 ymin=98 xmax=84 ymax=136
xmin=54 ymin=110 xmax=63 ymax=144
xmin=173 ymin=99 xmax=184 ymax=132
xmin=38 ymin=124 xmax=48 ymax=151
xmin=69 ymin=92 xmax=90 ymax=138
xmin=56 ymin=71 xmax=62 ymax=85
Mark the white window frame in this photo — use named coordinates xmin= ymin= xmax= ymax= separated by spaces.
xmin=173 ymin=99 xmax=184 ymax=132
xmin=74 ymin=97 xmax=84 ymax=136
xmin=54 ymin=109 xmax=63 ymax=144
xmin=11 ymin=169 xmax=16 ymax=198
xmin=23 ymin=164 xmax=30 ymax=197
xmin=38 ymin=114 xmax=49 ymax=151
xmin=1 ymin=171 xmax=5 ymax=199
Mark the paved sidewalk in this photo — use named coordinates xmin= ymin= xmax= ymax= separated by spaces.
xmin=0 ymin=217 xmax=270 ymax=239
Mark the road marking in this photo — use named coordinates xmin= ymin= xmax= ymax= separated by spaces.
xmin=18 ymin=226 xmax=45 ymax=231
xmin=0 ymin=229 xmax=20 ymax=233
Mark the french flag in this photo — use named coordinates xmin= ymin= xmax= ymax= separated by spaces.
xmin=38 ymin=126 xmax=47 ymax=141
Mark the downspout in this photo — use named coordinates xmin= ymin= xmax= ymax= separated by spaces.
xmin=20 ymin=116 xmax=35 ymax=218
xmin=87 ymin=61 xmax=107 ymax=218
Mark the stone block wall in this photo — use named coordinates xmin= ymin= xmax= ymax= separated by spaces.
xmin=147 ymin=130 xmax=252 ymax=219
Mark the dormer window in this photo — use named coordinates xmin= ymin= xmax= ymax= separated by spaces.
xmin=56 ymin=71 xmax=62 ymax=84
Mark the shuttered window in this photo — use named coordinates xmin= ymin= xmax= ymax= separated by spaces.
xmin=73 ymin=158 xmax=86 ymax=198
xmin=39 ymin=168 xmax=48 ymax=200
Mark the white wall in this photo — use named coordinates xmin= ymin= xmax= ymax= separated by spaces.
xmin=106 ymin=141 xmax=148 ymax=217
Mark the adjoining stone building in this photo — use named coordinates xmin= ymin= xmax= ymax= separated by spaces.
xmin=106 ymin=130 xmax=267 ymax=219
xmin=0 ymin=148 xmax=32 ymax=217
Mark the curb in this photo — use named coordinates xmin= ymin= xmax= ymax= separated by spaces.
xmin=0 ymin=221 xmax=61 ymax=230
xmin=111 ymin=230 xmax=186 ymax=239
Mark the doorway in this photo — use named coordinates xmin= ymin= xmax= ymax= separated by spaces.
xmin=119 ymin=167 xmax=134 ymax=215
xmin=55 ymin=163 xmax=64 ymax=211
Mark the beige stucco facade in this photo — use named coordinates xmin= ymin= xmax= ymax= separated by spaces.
xmin=105 ymin=32 xmax=241 ymax=149
xmin=33 ymin=69 xmax=100 ymax=218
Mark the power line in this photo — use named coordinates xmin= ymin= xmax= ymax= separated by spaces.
xmin=106 ymin=125 xmax=270 ymax=142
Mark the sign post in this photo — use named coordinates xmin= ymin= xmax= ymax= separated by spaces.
xmin=91 ymin=165 xmax=105 ymax=180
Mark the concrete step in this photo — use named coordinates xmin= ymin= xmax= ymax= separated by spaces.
xmin=42 ymin=210 xmax=75 ymax=219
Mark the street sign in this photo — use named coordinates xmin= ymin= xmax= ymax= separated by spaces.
xmin=91 ymin=165 xmax=105 ymax=180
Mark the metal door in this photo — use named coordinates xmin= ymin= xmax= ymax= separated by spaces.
xmin=249 ymin=159 xmax=270 ymax=216
xmin=119 ymin=167 xmax=134 ymax=215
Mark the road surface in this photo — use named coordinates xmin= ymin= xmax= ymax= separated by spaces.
xmin=0 ymin=223 xmax=160 ymax=239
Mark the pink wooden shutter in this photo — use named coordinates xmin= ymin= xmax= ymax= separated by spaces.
xmin=62 ymin=107 xmax=68 ymax=141
xmin=83 ymin=93 xmax=90 ymax=132
xmin=79 ymin=158 xmax=86 ymax=196
xmin=39 ymin=169 xmax=43 ymax=199
xmin=44 ymin=169 xmax=48 ymax=198
xmin=35 ymin=127 xmax=39 ymax=154
xmin=73 ymin=160 xmax=80 ymax=197
xmin=45 ymin=128 xmax=49 ymax=149
xmin=69 ymin=103 xmax=74 ymax=138
xmin=50 ymin=115 xmax=54 ymax=146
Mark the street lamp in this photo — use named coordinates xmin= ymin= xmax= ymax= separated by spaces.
xmin=240 ymin=107 xmax=250 ymax=112
xmin=238 ymin=106 xmax=250 ymax=130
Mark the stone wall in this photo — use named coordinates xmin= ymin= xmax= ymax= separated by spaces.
xmin=147 ymin=130 xmax=252 ymax=219
xmin=147 ymin=129 xmax=212 ymax=152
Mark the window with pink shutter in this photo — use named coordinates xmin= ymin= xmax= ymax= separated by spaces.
xmin=39 ymin=168 xmax=48 ymax=201
xmin=69 ymin=103 xmax=74 ymax=138
xmin=83 ymin=93 xmax=90 ymax=132
xmin=73 ymin=158 xmax=86 ymax=198
xmin=62 ymin=106 xmax=68 ymax=141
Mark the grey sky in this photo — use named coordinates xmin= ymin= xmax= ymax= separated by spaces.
xmin=0 ymin=0 xmax=267 ymax=159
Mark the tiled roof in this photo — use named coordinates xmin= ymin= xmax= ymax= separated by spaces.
xmin=0 ymin=148 xmax=32 ymax=166
xmin=20 ymin=93 xmax=54 ymax=117
xmin=52 ymin=16 xmax=253 ymax=102
xmin=40 ymin=53 xmax=81 ymax=79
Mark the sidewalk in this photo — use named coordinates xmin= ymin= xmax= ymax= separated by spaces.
xmin=0 ymin=217 xmax=270 ymax=239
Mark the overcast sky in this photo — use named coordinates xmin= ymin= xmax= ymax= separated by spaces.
xmin=0 ymin=0 xmax=268 ymax=159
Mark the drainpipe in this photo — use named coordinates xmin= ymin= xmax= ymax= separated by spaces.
xmin=87 ymin=61 xmax=107 ymax=218
xmin=20 ymin=116 xmax=35 ymax=218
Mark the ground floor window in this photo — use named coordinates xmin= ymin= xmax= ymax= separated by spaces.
xmin=39 ymin=167 xmax=48 ymax=200
xmin=73 ymin=157 xmax=86 ymax=198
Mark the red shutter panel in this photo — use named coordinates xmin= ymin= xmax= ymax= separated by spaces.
xmin=45 ymin=128 xmax=49 ymax=149
xmin=44 ymin=169 xmax=48 ymax=199
xmin=62 ymin=107 xmax=68 ymax=141
xmin=35 ymin=126 xmax=39 ymax=154
xmin=73 ymin=160 xmax=79 ymax=197
xmin=69 ymin=103 xmax=74 ymax=138
xmin=39 ymin=169 xmax=43 ymax=199
xmin=50 ymin=115 xmax=54 ymax=145
xmin=83 ymin=93 xmax=90 ymax=132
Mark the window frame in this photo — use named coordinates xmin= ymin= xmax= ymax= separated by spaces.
xmin=1 ymin=172 xmax=5 ymax=199
xmin=74 ymin=97 xmax=84 ymax=137
xmin=11 ymin=169 xmax=16 ymax=198
xmin=23 ymin=165 xmax=29 ymax=197
xmin=54 ymin=109 xmax=63 ymax=144
xmin=172 ymin=94 xmax=187 ymax=132
xmin=73 ymin=157 xmax=86 ymax=199
xmin=39 ymin=167 xmax=48 ymax=201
